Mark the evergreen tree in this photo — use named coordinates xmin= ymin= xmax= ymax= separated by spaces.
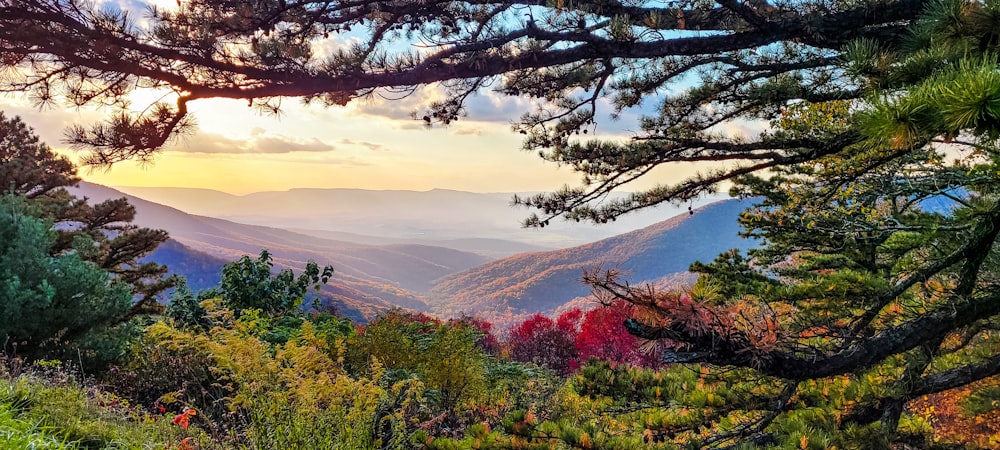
xmin=0 ymin=0 xmax=919 ymax=176
xmin=0 ymin=197 xmax=133 ymax=364
xmin=576 ymin=0 xmax=1000 ymax=444
xmin=0 ymin=112 xmax=176 ymax=314
xmin=165 ymin=279 xmax=209 ymax=330
xmin=7 ymin=0 xmax=1000 ymax=445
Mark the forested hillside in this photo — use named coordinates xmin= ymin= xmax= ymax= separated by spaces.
xmin=78 ymin=181 xmax=752 ymax=321
xmin=429 ymin=199 xmax=755 ymax=319
xmin=72 ymin=182 xmax=501 ymax=316
xmin=114 ymin=185 xmax=693 ymax=247
xmin=143 ymin=239 xmax=227 ymax=292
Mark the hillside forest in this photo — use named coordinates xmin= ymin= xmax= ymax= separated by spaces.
xmin=6 ymin=0 xmax=1000 ymax=449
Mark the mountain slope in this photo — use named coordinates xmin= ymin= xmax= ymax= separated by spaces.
xmin=144 ymin=239 xmax=228 ymax=292
xmin=427 ymin=199 xmax=756 ymax=319
xmin=286 ymin=228 xmax=553 ymax=258
xmin=71 ymin=182 xmax=493 ymax=318
xmin=114 ymin=185 xmax=725 ymax=247
xmin=142 ymin=239 xmax=387 ymax=321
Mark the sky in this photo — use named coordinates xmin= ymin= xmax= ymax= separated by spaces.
xmin=1 ymin=0 xmax=754 ymax=196
xmin=4 ymin=86 xmax=697 ymax=195
xmin=10 ymin=93 xmax=590 ymax=195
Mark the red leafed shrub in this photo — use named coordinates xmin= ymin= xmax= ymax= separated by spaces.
xmin=173 ymin=407 xmax=196 ymax=430
xmin=575 ymin=301 xmax=660 ymax=368
xmin=506 ymin=312 xmax=579 ymax=375
xmin=448 ymin=315 xmax=501 ymax=355
xmin=506 ymin=302 xmax=663 ymax=374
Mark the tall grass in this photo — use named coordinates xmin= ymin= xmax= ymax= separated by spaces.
xmin=0 ymin=363 xmax=189 ymax=450
xmin=0 ymin=401 xmax=76 ymax=450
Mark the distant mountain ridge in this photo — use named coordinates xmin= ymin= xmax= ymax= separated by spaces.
xmin=71 ymin=182 xmax=494 ymax=319
xmin=114 ymin=185 xmax=725 ymax=248
xmin=427 ymin=199 xmax=756 ymax=320
xmin=73 ymin=182 xmax=755 ymax=323
xmin=286 ymin=229 xmax=552 ymax=259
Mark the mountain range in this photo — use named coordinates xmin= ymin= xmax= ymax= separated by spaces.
xmin=426 ymin=199 xmax=755 ymax=321
xmin=72 ymin=183 xmax=488 ymax=319
xmin=71 ymin=183 xmax=757 ymax=322
xmin=113 ymin=185 xmax=725 ymax=248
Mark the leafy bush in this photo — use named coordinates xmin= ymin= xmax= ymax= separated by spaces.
xmin=218 ymin=249 xmax=332 ymax=316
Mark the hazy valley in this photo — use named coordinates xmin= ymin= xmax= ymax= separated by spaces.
xmin=72 ymin=183 xmax=754 ymax=322
xmin=114 ymin=185 xmax=726 ymax=248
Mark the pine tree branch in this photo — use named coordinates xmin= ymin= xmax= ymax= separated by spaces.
xmin=609 ymin=276 xmax=1000 ymax=380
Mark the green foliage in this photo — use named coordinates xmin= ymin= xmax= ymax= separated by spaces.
xmin=349 ymin=311 xmax=489 ymax=413
xmin=218 ymin=321 xmax=410 ymax=449
xmin=0 ymin=402 xmax=76 ymax=450
xmin=109 ymin=320 xmax=231 ymax=422
xmin=219 ymin=249 xmax=333 ymax=316
xmin=567 ymin=1 xmax=1000 ymax=446
xmin=0 ymin=112 xmax=77 ymax=199
xmin=0 ymin=197 xmax=133 ymax=366
xmin=0 ymin=111 xmax=174 ymax=312
xmin=0 ymin=366 xmax=185 ymax=449
xmin=960 ymin=384 xmax=1000 ymax=416
xmin=20 ymin=290 xmax=1000 ymax=450
xmin=165 ymin=279 xmax=209 ymax=330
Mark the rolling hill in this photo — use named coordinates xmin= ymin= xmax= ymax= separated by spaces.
xmin=143 ymin=239 xmax=228 ymax=292
xmin=114 ymin=185 xmax=725 ymax=248
xmin=285 ymin=228 xmax=553 ymax=259
xmin=142 ymin=238 xmax=389 ymax=321
xmin=426 ymin=199 xmax=757 ymax=321
xmin=73 ymin=182 xmax=757 ymax=323
xmin=71 ymin=182 xmax=493 ymax=319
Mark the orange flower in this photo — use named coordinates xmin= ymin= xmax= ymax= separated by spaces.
xmin=173 ymin=407 xmax=197 ymax=430
xmin=179 ymin=437 xmax=196 ymax=450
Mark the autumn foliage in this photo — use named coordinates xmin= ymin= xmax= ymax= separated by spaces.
xmin=575 ymin=300 xmax=661 ymax=368
xmin=503 ymin=301 xmax=661 ymax=376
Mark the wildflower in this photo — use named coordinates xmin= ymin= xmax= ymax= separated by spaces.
xmin=168 ymin=437 xmax=197 ymax=450
xmin=173 ymin=407 xmax=197 ymax=430
xmin=179 ymin=437 xmax=197 ymax=450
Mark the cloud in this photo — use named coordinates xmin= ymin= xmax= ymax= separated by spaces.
xmin=709 ymin=119 xmax=770 ymax=140
xmin=169 ymin=131 xmax=336 ymax=154
xmin=351 ymin=85 xmax=535 ymax=125
xmin=461 ymin=91 xmax=534 ymax=123
xmin=0 ymin=103 xmax=105 ymax=148
xmin=348 ymin=84 xmax=671 ymax=141
xmin=278 ymin=155 xmax=372 ymax=166
xmin=338 ymin=138 xmax=385 ymax=151
xmin=350 ymin=86 xmax=444 ymax=120
xmin=451 ymin=126 xmax=484 ymax=136
xmin=395 ymin=122 xmax=428 ymax=131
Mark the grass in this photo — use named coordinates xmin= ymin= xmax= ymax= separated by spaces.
xmin=0 ymin=368 xmax=197 ymax=450
xmin=0 ymin=401 xmax=76 ymax=449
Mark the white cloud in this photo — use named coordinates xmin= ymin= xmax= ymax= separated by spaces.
xmin=708 ymin=119 xmax=770 ymax=140
xmin=339 ymin=138 xmax=385 ymax=151
xmin=169 ymin=131 xmax=336 ymax=154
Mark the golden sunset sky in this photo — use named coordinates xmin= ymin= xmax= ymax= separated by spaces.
xmin=2 ymin=0 xmax=753 ymax=196
xmin=5 ymin=78 xmax=720 ymax=196
xmin=31 ymin=99 xmax=589 ymax=194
